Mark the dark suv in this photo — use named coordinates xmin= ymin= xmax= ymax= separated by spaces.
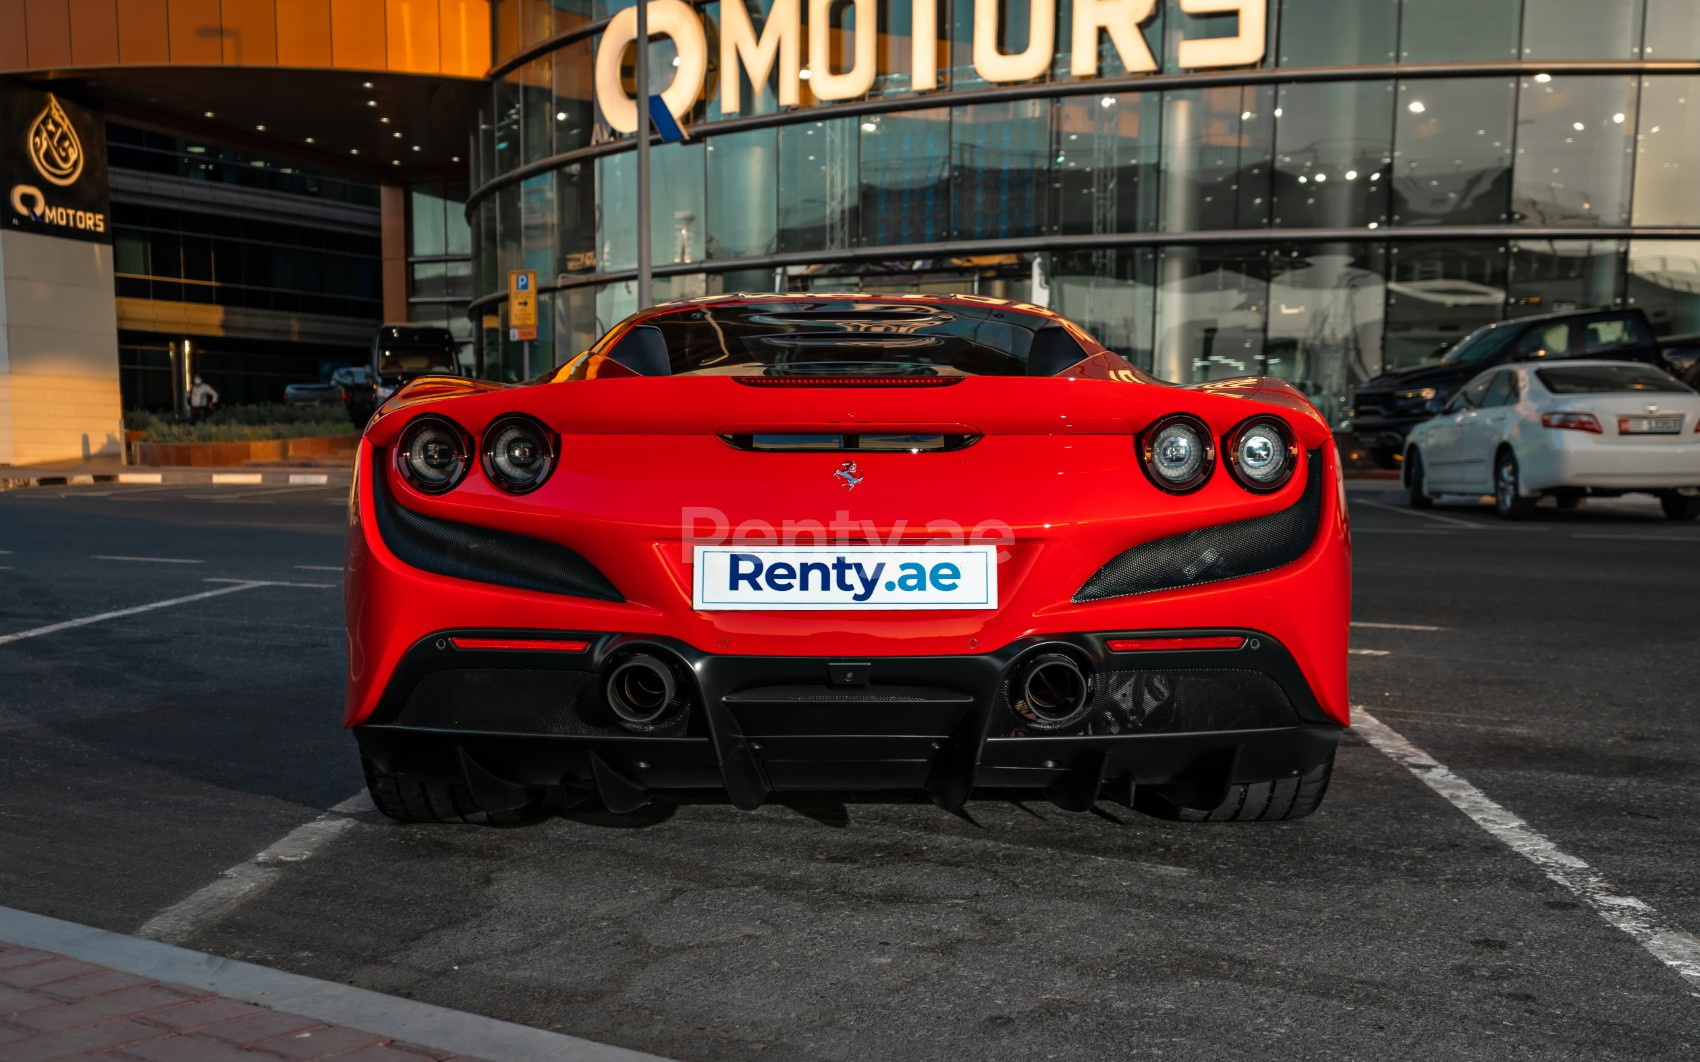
xmin=1349 ymin=308 xmax=1698 ymax=468
xmin=345 ymin=324 xmax=461 ymax=424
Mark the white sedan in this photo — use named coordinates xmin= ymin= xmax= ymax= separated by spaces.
xmin=1404 ymin=360 xmax=1700 ymax=520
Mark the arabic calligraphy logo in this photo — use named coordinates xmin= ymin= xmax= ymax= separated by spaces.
xmin=27 ymin=95 xmax=83 ymax=188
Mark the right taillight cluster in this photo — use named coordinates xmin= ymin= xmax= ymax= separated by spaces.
xmin=1541 ymin=411 xmax=1603 ymax=434
xmin=1138 ymin=414 xmax=1298 ymax=495
xmin=395 ymin=413 xmax=558 ymax=495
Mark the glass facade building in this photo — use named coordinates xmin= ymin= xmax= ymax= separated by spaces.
xmin=468 ymin=0 xmax=1700 ymax=425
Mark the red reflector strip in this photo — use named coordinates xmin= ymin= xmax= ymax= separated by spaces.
xmin=448 ymin=637 xmax=590 ymax=652
xmin=734 ymin=376 xmax=963 ymax=388
xmin=1105 ymin=636 xmax=1246 ymax=653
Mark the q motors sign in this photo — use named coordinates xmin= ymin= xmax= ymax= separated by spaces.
xmin=596 ymin=0 xmax=1266 ymax=132
xmin=1 ymin=83 xmax=111 ymax=244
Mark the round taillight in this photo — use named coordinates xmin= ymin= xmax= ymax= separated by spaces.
xmin=1225 ymin=417 xmax=1297 ymax=492
xmin=1139 ymin=414 xmax=1214 ymax=493
xmin=481 ymin=415 xmax=557 ymax=493
xmin=396 ymin=415 xmax=469 ymax=493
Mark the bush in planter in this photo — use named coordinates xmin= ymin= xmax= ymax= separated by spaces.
xmin=135 ymin=403 xmax=358 ymax=444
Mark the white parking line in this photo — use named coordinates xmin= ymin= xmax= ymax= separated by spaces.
xmin=203 ymin=577 xmax=335 ymax=590
xmin=211 ymin=472 xmax=264 ymax=485
xmin=0 ymin=582 xmax=270 ymax=647
xmin=1353 ymin=621 xmax=1446 ymax=632
xmin=294 ymin=565 xmax=342 ymax=572
xmin=289 ymin=472 xmax=330 ymax=485
xmin=136 ymin=793 xmax=371 ymax=945
xmin=1353 ymin=708 xmax=1700 ymax=998
xmin=1349 ymin=648 xmax=1391 ymax=656
xmin=116 ymin=472 xmax=164 ymax=484
xmin=93 ymin=555 xmax=204 ymax=564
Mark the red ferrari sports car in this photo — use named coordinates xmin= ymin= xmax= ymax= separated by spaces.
xmin=345 ymin=294 xmax=1350 ymax=824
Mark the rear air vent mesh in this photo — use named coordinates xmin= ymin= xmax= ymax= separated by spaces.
xmin=1074 ymin=450 xmax=1325 ymax=602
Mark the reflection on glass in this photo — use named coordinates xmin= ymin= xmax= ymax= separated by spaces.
xmin=495 ymin=185 xmax=520 ymax=281
xmin=861 ymin=108 xmax=950 ymax=246
xmin=494 ymin=0 xmax=519 ymax=60
xmin=1269 ymin=243 xmax=1387 ymax=426
xmin=1508 ymin=240 xmax=1626 ymax=317
xmin=1272 ymin=81 xmax=1393 ymax=229
xmin=1629 ymin=240 xmax=1700 ymax=336
xmin=552 ymin=39 xmax=596 ymax=155
xmin=1644 ymin=0 xmax=1700 ymax=60
xmin=557 ymin=162 xmax=597 ymax=273
xmin=1045 ymin=249 xmax=1156 ymax=368
xmin=1160 ymin=85 xmax=1273 ymax=232
xmin=1278 ymin=0 xmax=1396 ymax=66
xmin=779 ymin=119 xmax=859 ymax=252
xmin=1392 ymin=78 xmax=1514 ymax=226
xmin=1512 ymin=75 xmax=1637 ymax=227
xmin=411 ymin=187 xmax=448 ymax=257
xmin=1056 ymin=93 xmax=1159 ymax=237
xmin=1522 ymin=0 xmax=1645 ymax=60
xmin=1385 ymin=241 xmax=1507 ymax=370
xmin=1153 ymin=246 xmax=1269 ymax=384
xmin=555 ymin=285 xmax=599 ymax=364
xmin=1400 ymin=0 xmax=1520 ymax=61
xmin=596 ymin=142 xmax=706 ymax=272
xmin=494 ymin=79 xmax=521 ymax=174
xmin=521 ymin=58 xmax=553 ymax=164
xmin=1632 ymin=77 xmax=1700 ymax=226
xmin=521 ymin=0 xmax=552 ymax=49
xmin=708 ymin=129 xmax=779 ymax=257
xmin=520 ymin=173 xmax=555 ymax=278
xmin=952 ymin=101 xmax=1050 ymax=239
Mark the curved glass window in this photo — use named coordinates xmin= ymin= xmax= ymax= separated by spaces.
xmin=708 ymin=130 xmax=780 ymax=257
xmin=779 ymin=119 xmax=860 ymax=252
xmin=1056 ymin=92 xmax=1161 ymax=237
xmin=1522 ymin=0 xmax=1645 ymax=61
xmin=1272 ymin=80 xmax=1393 ymax=230
xmin=1512 ymin=75 xmax=1637 ymax=228
xmin=951 ymin=100 xmax=1050 ymax=240
xmin=1400 ymin=0 xmax=1520 ymax=62
xmin=1278 ymin=0 xmax=1396 ymax=67
xmin=1392 ymin=78 xmax=1514 ymax=227
xmin=860 ymin=108 xmax=951 ymax=246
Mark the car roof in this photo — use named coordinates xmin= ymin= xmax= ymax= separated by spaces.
xmin=1508 ymin=359 xmax=1673 ymax=372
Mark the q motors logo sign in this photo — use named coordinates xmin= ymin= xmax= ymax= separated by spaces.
xmin=2 ymin=87 xmax=110 ymax=244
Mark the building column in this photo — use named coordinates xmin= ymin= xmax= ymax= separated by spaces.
xmin=380 ymin=183 xmax=409 ymax=323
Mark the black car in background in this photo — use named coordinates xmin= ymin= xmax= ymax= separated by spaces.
xmin=284 ymin=366 xmax=371 ymax=407
xmin=344 ymin=324 xmax=461 ymax=424
xmin=1349 ymin=307 xmax=1700 ymax=467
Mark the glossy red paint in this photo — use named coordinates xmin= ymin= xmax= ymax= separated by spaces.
xmin=345 ymin=295 xmax=1351 ymax=730
xmin=1105 ymin=636 xmax=1248 ymax=652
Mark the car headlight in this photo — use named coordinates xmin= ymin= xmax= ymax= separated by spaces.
xmin=1225 ymin=416 xmax=1297 ymax=492
xmin=1395 ymin=387 xmax=1437 ymax=406
xmin=396 ymin=415 xmax=469 ymax=493
xmin=482 ymin=415 xmax=557 ymax=493
xmin=1140 ymin=414 xmax=1214 ymax=493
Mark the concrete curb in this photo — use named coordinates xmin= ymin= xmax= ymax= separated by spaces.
xmin=0 ymin=906 xmax=670 ymax=1062
xmin=0 ymin=469 xmax=352 ymax=492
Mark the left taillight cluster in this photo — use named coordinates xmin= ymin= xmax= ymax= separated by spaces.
xmin=1138 ymin=414 xmax=1298 ymax=495
xmin=395 ymin=414 xmax=557 ymax=495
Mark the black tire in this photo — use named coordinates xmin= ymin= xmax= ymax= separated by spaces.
xmin=362 ymin=756 xmax=546 ymax=825
xmin=1661 ymin=493 xmax=1700 ymax=521
xmin=1493 ymin=449 xmax=1537 ymax=520
xmin=1406 ymin=449 xmax=1433 ymax=509
xmin=1134 ymin=755 xmax=1334 ymax=823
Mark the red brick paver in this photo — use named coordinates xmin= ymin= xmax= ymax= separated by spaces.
xmin=0 ymin=942 xmax=494 ymax=1062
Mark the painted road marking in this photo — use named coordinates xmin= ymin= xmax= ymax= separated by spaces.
xmin=203 ymin=577 xmax=334 ymax=590
xmin=294 ymin=565 xmax=342 ymax=572
xmin=93 ymin=555 xmax=204 ymax=564
xmin=0 ymin=582 xmax=270 ymax=647
xmin=1354 ymin=528 xmax=1455 ymax=535
xmin=211 ymin=472 xmax=264 ymax=485
xmin=116 ymin=472 xmax=164 ymax=484
xmin=289 ymin=472 xmax=330 ymax=485
xmin=1349 ymin=649 xmax=1391 ymax=656
xmin=137 ymin=793 xmax=371 ymax=945
xmin=1353 ymin=621 xmax=1446 ymax=632
xmin=1356 ymin=500 xmax=1500 ymax=529
xmin=1353 ymin=708 xmax=1700 ymax=998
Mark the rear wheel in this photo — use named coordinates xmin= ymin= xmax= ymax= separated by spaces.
xmin=1134 ymin=754 xmax=1334 ymax=823
xmin=1661 ymin=493 xmax=1700 ymax=521
xmin=1494 ymin=449 xmax=1537 ymax=520
xmin=362 ymin=756 xmax=546 ymax=825
xmin=1406 ymin=449 xmax=1433 ymax=509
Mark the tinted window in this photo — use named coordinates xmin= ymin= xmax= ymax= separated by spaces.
xmin=1442 ymin=324 xmax=1518 ymax=365
xmin=1537 ymin=365 xmax=1692 ymax=394
xmin=606 ymin=302 xmax=1083 ymax=377
xmin=377 ymin=326 xmax=458 ymax=374
xmin=1483 ymin=372 xmax=1519 ymax=407
xmin=1517 ymin=323 xmax=1572 ymax=358
xmin=1582 ymin=316 xmax=1645 ymax=353
xmin=1459 ymin=375 xmax=1494 ymax=408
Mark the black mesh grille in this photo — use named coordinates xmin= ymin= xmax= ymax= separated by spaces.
xmin=994 ymin=668 xmax=1298 ymax=738
xmin=1075 ymin=450 xmax=1324 ymax=602
xmin=372 ymin=458 xmax=623 ymax=601
xmin=399 ymin=669 xmax=690 ymax=737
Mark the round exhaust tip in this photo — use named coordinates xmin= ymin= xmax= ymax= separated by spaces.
xmin=606 ymin=654 xmax=679 ymax=728
xmin=1013 ymin=653 xmax=1093 ymax=731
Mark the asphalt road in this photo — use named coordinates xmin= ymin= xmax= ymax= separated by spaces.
xmin=2 ymin=480 xmax=1698 ymax=1060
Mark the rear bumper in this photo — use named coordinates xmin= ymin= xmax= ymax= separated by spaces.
xmin=1520 ymin=440 xmax=1700 ymax=492
xmin=352 ymin=629 xmax=1342 ymax=811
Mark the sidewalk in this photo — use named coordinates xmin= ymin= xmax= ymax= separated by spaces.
xmin=0 ymin=464 xmax=353 ymax=492
xmin=0 ymin=908 xmax=662 ymax=1062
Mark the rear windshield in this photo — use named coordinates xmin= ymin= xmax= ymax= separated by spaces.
xmin=377 ymin=326 xmax=457 ymax=375
xmin=1536 ymin=364 xmax=1691 ymax=395
xmin=606 ymin=301 xmax=1082 ymax=377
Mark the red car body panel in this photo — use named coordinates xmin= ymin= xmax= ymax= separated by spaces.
xmin=345 ymin=294 xmax=1350 ymax=813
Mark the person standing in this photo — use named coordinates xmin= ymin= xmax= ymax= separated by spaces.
xmin=188 ymin=374 xmax=219 ymax=422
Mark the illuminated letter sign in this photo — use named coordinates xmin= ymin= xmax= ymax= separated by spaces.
xmin=973 ymin=0 xmax=1056 ymax=83
xmin=1070 ymin=0 xmax=1158 ymax=77
xmin=809 ymin=0 xmax=877 ymax=101
xmin=1176 ymin=0 xmax=1266 ymax=68
xmin=594 ymin=0 xmax=709 ymax=134
xmin=911 ymin=0 xmax=940 ymax=91
xmin=720 ymin=0 xmax=801 ymax=113
xmin=28 ymin=95 xmax=84 ymax=187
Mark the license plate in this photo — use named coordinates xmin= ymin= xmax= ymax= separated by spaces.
xmin=692 ymin=546 xmax=998 ymax=611
xmin=1619 ymin=416 xmax=1683 ymax=435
